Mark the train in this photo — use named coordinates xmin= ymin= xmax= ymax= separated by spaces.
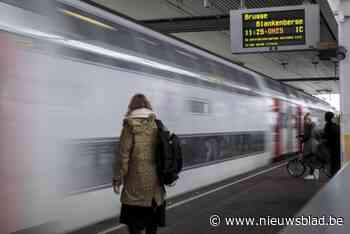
xmin=0 ymin=0 xmax=333 ymax=233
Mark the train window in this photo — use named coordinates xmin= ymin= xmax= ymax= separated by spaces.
xmin=57 ymin=4 xmax=172 ymax=65
xmin=238 ymin=71 xmax=259 ymax=89
xmin=51 ymin=4 xmax=179 ymax=80
xmin=169 ymin=45 xmax=201 ymax=72
xmin=5 ymin=0 xmax=260 ymax=95
xmin=234 ymin=71 xmax=247 ymax=87
xmin=187 ymin=100 xmax=210 ymax=114
xmin=1 ymin=0 xmax=55 ymax=14
xmin=292 ymin=88 xmax=300 ymax=97
xmin=55 ymin=5 xmax=138 ymax=53
xmin=222 ymin=65 xmax=237 ymax=82
xmin=264 ymin=78 xmax=284 ymax=93
xmin=135 ymin=36 xmax=158 ymax=47
xmin=199 ymin=60 xmax=217 ymax=78
xmin=209 ymin=62 xmax=227 ymax=80
xmin=208 ymin=61 xmax=256 ymax=90
xmin=285 ymin=87 xmax=296 ymax=98
xmin=175 ymin=49 xmax=199 ymax=60
xmin=299 ymin=94 xmax=306 ymax=102
xmin=132 ymin=32 xmax=171 ymax=62
xmin=196 ymin=57 xmax=216 ymax=75
xmin=311 ymin=97 xmax=318 ymax=104
xmin=305 ymin=96 xmax=312 ymax=103
xmin=297 ymin=92 xmax=306 ymax=102
xmin=207 ymin=64 xmax=250 ymax=91
xmin=67 ymin=130 xmax=265 ymax=192
xmin=288 ymin=87 xmax=300 ymax=98
xmin=302 ymin=94 xmax=311 ymax=103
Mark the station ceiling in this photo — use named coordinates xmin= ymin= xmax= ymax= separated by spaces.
xmin=92 ymin=0 xmax=340 ymax=95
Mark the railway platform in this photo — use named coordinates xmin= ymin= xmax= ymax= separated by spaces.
xmin=280 ymin=162 xmax=350 ymax=234
xmin=71 ymin=160 xmax=329 ymax=234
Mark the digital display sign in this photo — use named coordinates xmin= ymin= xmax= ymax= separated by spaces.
xmin=230 ymin=5 xmax=320 ymax=53
xmin=242 ymin=9 xmax=305 ymax=48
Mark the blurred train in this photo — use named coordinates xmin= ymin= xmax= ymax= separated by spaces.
xmin=0 ymin=0 xmax=333 ymax=233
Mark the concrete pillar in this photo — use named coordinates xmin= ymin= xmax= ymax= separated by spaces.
xmin=339 ymin=13 xmax=350 ymax=163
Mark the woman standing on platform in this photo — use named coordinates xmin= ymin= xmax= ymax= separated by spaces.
xmin=112 ymin=94 xmax=166 ymax=234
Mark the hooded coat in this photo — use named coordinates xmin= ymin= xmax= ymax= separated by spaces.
xmin=114 ymin=108 xmax=165 ymax=207
xmin=303 ymin=121 xmax=319 ymax=156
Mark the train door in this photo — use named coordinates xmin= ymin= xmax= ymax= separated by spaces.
xmin=296 ymin=105 xmax=303 ymax=153
xmin=272 ymin=98 xmax=282 ymax=158
xmin=285 ymin=103 xmax=294 ymax=153
xmin=273 ymin=98 xmax=304 ymax=159
xmin=285 ymin=102 xmax=301 ymax=154
xmin=0 ymin=32 xmax=20 ymax=234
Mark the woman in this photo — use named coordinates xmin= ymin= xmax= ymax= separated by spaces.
xmin=113 ymin=94 xmax=166 ymax=234
xmin=303 ymin=113 xmax=319 ymax=180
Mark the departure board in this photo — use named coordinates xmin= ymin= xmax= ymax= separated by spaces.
xmin=230 ymin=5 xmax=320 ymax=53
xmin=242 ymin=9 xmax=305 ymax=48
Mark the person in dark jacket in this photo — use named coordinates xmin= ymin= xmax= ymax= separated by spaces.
xmin=113 ymin=94 xmax=166 ymax=234
xmin=303 ymin=113 xmax=319 ymax=180
xmin=323 ymin=111 xmax=341 ymax=176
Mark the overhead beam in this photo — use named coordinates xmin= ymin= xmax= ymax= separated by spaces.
xmin=141 ymin=15 xmax=230 ymax=33
xmin=278 ymin=77 xmax=339 ymax=82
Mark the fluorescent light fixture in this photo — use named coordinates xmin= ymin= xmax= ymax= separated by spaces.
xmin=57 ymin=8 xmax=116 ymax=31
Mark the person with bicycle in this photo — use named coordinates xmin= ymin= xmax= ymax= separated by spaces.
xmin=302 ymin=113 xmax=320 ymax=180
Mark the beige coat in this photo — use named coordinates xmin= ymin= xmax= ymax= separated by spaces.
xmin=114 ymin=108 xmax=165 ymax=207
xmin=303 ymin=121 xmax=319 ymax=156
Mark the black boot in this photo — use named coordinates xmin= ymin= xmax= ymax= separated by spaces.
xmin=128 ymin=225 xmax=142 ymax=234
xmin=145 ymin=225 xmax=157 ymax=234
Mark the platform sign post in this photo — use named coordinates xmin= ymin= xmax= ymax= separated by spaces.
xmin=230 ymin=5 xmax=320 ymax=53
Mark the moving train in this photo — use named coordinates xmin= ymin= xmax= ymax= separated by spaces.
xmin=0 ymin=0 xmax=333 ymax=233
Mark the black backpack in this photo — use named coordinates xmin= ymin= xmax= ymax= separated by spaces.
xmin=155 ymin=119 xmax=183 ymax=186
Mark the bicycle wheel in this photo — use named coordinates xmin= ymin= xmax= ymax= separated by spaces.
xmin=287 ymin=158 xmax=306 ymax=177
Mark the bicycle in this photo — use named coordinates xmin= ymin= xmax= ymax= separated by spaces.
xmin=287 ymin=137 xmax=332 ymax=178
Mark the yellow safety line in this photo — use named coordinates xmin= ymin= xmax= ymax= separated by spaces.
xmin=344 ymin=134 xmax=350 ymax=161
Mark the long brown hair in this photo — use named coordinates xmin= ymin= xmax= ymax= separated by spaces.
xmin=126 ymin=93 xmax=153 ymax=116
xmin=304 ymin=113 xmax=311 ymax=121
